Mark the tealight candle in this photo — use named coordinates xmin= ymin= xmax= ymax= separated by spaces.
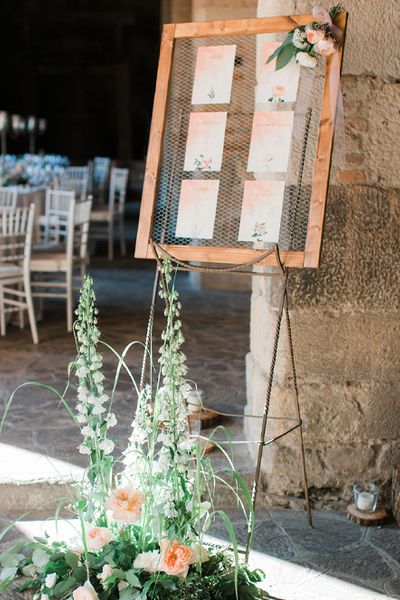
xmin=353 ymin=483 xmax=379 ymax=513
xmin=356 ymin=491 xmax=374 ymax=512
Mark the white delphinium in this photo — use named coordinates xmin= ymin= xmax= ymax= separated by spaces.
xmin=74 ymin=276 xmax=117 ymax=521
xmin=153 ymin=261 xmax=196 ymax=534
xmin=292 ymin=28 xmax=308 ymax=49
xmin=123 ymin=383 xmax=153 ymax=488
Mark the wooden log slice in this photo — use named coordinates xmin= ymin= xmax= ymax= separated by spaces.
xmin=346 ymin=503 xmax=391 ymax=526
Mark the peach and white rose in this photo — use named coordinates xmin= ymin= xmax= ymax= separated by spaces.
xmin=86 ymin=526 xmax=113 ymax=552
xmin=72 ymin=582 xmax=99 ymax=600
xmin=159 ymin=539 xmax=196 ymax=578
xmin=106 ymin=487 xmax=145 ymax=524
xmin=306 ymin=27 xmax=325 ymax=44
xmin=315 ymin=36 xmax=336 ymax=55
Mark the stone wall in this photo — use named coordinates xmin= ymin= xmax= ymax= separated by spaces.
xmin=245 ymin=0 xmax=400 ymax=506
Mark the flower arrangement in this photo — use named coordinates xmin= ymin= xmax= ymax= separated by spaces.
xmin=0 ymin=265 xmax=265 ymax=599
xmin=268 ymin=4 xmax=344 ymax=70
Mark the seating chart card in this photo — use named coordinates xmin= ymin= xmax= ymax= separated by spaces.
xmin=247 ymin=111 xmax=294 ymax=173
xmin=256 ymin=42 xmax=300 ymax=104
xmin=184 ymin=112 xmax=228 ymax=172
xmin=191 ymin=45 xmax=236 ymax=105
xmin=175 ymin=179 xmax=220 ymax=239
xmin=238 ymin=180 xmax=285 ymax=243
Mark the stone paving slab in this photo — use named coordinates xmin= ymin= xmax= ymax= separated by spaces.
xmin=0 ymin=511 xmax=399 ymax=599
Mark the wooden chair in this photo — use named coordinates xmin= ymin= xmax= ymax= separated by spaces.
xmin=31 ymin=197 xmax=92 ymax=332
xmin=36 ymin=189 xmax=76 ymax=247
xmin=92 ymin=156 xmax=111 ymax=203
xmin=58 ymin=166 xmax=88 ymax=202
xmin=0 ymin=204 xmax=38 ymax=344
xmin=0 ymin=187 xmax=18 ymax=209
xmin=90 ymin=167 xmax=129 ymax=260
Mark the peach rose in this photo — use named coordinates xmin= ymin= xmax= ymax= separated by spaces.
xmin=306 ymin=28 xmax=325 ymax=44
xmin=315 ymin=37 xmax=336 ymax=56
xmin=106 ymin=487 xmax=145 ymax=524
xmin=86 ymin=527 xmax=113 ymax=552
xmin=72 ymin=582 xmax=99 ymax=600
xmin=160 ymin=539 xmax=196 ymax=578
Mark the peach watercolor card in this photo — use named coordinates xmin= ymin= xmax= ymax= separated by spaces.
xmin=238 ymin=180 xmax=285 ymax=243
xmin=175 ymin=179 xmax=220 ymax=239
xmin=247 ymin=111 xmax=294 ymax=173
xmin=256 ymin=41 xmax=300 ymax=104
xmin=191 ymin=45 xmax=236 ymax=105
xmin=184 ymin=112 xmax=228 ymax=172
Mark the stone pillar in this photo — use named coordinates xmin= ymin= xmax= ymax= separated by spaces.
xmin=245 ymin=0 xmax=400 ymax=506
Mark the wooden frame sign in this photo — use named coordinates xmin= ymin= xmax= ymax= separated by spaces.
xmin=135 ymin=12 xmax=347 ymax=269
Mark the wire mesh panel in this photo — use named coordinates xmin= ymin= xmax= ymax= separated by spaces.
xmin=135 ymin=15 xmax=347 ymax=268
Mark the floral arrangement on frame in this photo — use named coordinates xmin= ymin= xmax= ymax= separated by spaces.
xmin=0 ymin=262 xmax=265 ymax=600
xmin=268 ymin=4 xmax=344 ymax=69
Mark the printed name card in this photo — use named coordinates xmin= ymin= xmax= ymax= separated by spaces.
xmin=175 ymin=179 xmax=220 ymax=239
xmin=247 ymin=111 xmax=294 ymax=173
xmin=256 ymin=42 xmax=300 ymax=104
xmin=191 ymin=45 xmax=236 ymax=105
xmin=184 ymin=112 xmax=227 ymax=172
xmin=238 ymin=180 xmax=285 ymax=243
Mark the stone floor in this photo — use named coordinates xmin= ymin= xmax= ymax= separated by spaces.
xmin=1 ymin=249 xmax=400 ymax=599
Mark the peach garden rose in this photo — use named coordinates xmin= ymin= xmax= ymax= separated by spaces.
xmin=86 ymin=526 xmax=113 ymax=552
xmin=306 ymin=27 xmax=325 ymax=44
xmin=315 ymin=37 xmax=336 ymax=55
xmin=72 ymin=582 xmax=99 ymax=600
xmin=106 ymin=486 xmax=145 ymax=524
xmin=159 ymin=539 xmax=196 ymax=578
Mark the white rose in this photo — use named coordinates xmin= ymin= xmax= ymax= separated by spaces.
xmin=296 ymin=52 xmax=317 ymax=68
xmin=45 ymin=573 xmax=57 ymax=588
xmin=118 ymin=581 xmax=129 ymax=592
xmin=134 ymin=550 xmax=161 ymax=573
xmin=97 ymin=564 xmax=113 ymax=585
xmin=72 ymin=582 xmax=99 ymax=600
xmin=40 ymin=595 xmax=49 ymax=600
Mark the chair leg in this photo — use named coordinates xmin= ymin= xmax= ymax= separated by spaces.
xmin=18 ymin=282 xmax=25 ymax=329
xmin=0 ymin=287 xmax=6 ymax=337
xmin=119 ymin=215 xmax=126 ymax=257
xmin=108 ymin=220 xmax=114 ymax=261
xmin=66 ymin=271 xmax=73 ymax=332
xmin=24 ymin=274 xmax=39 ymax=344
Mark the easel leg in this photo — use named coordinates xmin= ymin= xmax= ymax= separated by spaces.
xmin=245 ymin=272 xmax=287 ymax=561
xmin=245 ymin=269 xmax=313 ymax=561
xmin=284 ymin=290 xmax=313 ymax=527
xmin=139 ymin=267 xmax=160 ymax=392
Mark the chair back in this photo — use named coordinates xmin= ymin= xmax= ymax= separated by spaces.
xmin=0 ymin=187 xmax=18 ymax=209
xmin=72 ymin=198 xmax=93 ymax=261
xmin=109 ymin=168 xmax=129 ymax=214
xmin=0 ymin=204 xmax=35 ymax=273
xmin=59 ymin=166 xmax=88 ymax=201
xmin=93 ymin=157 xmax=110 ymax=186
xmin=43 ymin=189 xmax=75 ymax=245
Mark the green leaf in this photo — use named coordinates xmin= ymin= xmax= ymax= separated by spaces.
xmin=32 ymin=548 xmax=49 ymax=571
xmin=53 ymin=576 xmax=77 ymax=596
xmin=0 ymin=566 xmax=17 ymax=582
xmin=266 ymin=44 xmax=281 ymax=63
xmin=72 ymin=566 xmax=87 ymax=583
xmin=65 ymin=551 xmax=79 ymax=569
xmin=275 ymin=43 xmax=297 ymax=71
xmin=0 ymin=552 xmax=19 ymax=568
xmin=120 ymin=588 xmax=140 ymax=600
xmin=126 ymin=570 xmax=141 ymax=588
